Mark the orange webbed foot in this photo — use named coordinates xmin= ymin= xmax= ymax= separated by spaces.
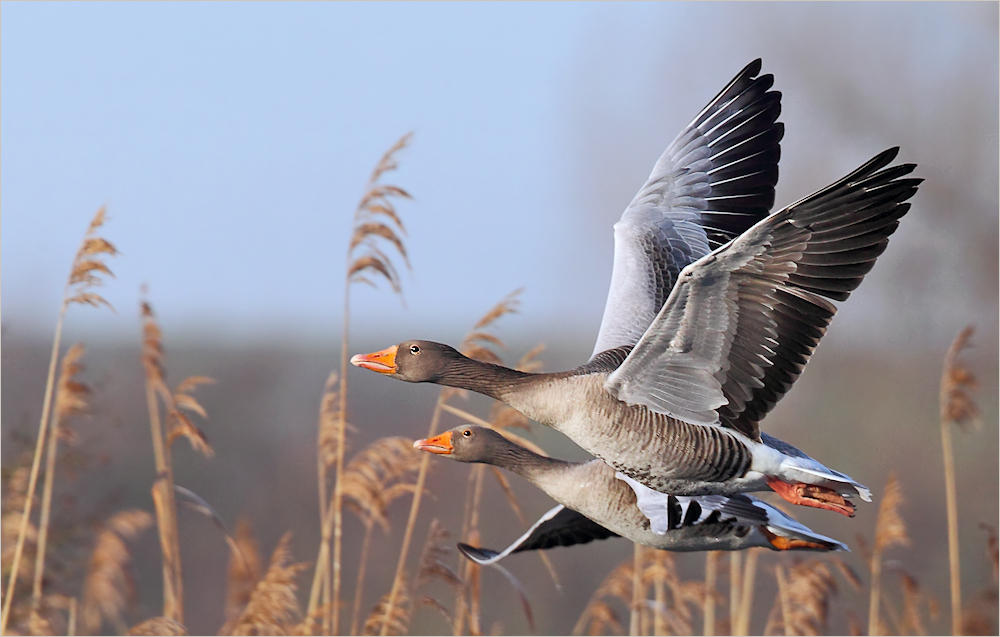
xmin=766 ymin=477 xmax=856 ymax=517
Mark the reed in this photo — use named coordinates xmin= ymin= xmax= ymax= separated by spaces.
xmin=341 ymin=437 xmax=423 ymax=635
xmin=1 ymin=208 xmax=117 ymax=634
xmin=226 ymin=533 xmax=308 ymax=636
xmin=703 ymin=552 xmax=718 ymax=636
xmin=325 ymin=132 xmax=413 ymax=635
xmin=630 ymin=544 xmax=644 ymax=636
xmin=82 ymin=510 xmax=154 ymax=634
xmin=732 ymin=548 xmax=759 ymax=635
xmin=939 ymin=325 xmax=980 ymax=636
xmin=29 ymin=344 xmax=89 ymax=627
xmin=868 ymin=473 xmax=910 ymax=636
xmin=765 ymin=560 xmax=839 ymax=636
xmin=140 ymin=299 xmax=215 ymax=624
xmin=576 ymin=547 xmax=704 ymax=636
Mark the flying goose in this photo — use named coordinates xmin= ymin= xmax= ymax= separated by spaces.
xmin=415 ymin=425 xmax=847 ymax=564
xmin=353 ymin=60 xmax=919 ymax=517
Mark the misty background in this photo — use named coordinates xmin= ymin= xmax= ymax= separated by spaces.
xmin=2 ymin=3 xmax=997 ymax=635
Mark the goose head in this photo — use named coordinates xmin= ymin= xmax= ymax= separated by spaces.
xmin=413 ymin=425 xmax=509 ymax=463
xmin=350 ymin=340 xmax=465 ymax=382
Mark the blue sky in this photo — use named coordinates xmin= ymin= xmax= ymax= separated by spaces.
xmin=3 ymin=2 xmax=997 ymax=353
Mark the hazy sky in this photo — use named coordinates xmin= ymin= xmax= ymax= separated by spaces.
xmin=3 ymin=2 xmax=996 ymax=353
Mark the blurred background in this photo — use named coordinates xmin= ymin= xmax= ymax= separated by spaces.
xmin=2 ymin=3 xmax=997 ymax=635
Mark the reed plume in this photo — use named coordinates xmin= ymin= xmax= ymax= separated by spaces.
xmin=1 ymin=208 xmax=117 ymax=634
xmin=767 ymin=560 xmax=839 ymax=636
xmin=868 ymin=473 xmax=910 ymax=636
xmin=363 ymin=577 xmax=411 ymax=637
xmin=227 ymin=533 xmax=308 ymax=636
xmin=341 ymin=437 xmax=422 ymax=635
xmin=939 ymin=325 xmax=980 ymax=636
xmin=81 ymin=510 xmax=154 ymax=635
xmin=575 ymin=549 xmax=704 ymax=636
xmin=225 ymin=519 xmax=263 ymax=624
xmin=324 ymin=132 xmax=413 ymax=635
xmin=128 ymin=617 xmax=188 ymax=636
xmin=30 ymin=344 xmax=89 ymax=625
xmin=1 ymin=463 xmax=37 ymax=633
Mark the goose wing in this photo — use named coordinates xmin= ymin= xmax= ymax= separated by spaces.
xmin=592 ymin=59 xmax=783 ymax=357
xmin=457 ymin=504 xmax=618 ymax=566
xmin=605 ymin=148 xmax=921 ymax=440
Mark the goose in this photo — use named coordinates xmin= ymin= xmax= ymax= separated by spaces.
xmin=352 ymin=60 xmax=920 ymax=517
xmin=415 ymin=425 xmax=847 ymax=565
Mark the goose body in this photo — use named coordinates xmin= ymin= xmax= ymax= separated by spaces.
xmin=353 ymin=60 xmax=919 ymax=517
xmin=416 ymin=425 xmax=847 ymax=563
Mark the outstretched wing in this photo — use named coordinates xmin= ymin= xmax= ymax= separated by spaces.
xmin=457 ymin=504 xmax=618 ymax=566
xmin=592 ymin=59 xmax=783 ymax=357
xmin=605 ymin=148 xmax=921 ymax=439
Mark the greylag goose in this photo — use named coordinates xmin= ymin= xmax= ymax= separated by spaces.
xmin=353 ymin=60 xmax=920 ymax=517
xmin=415 ymin=425 xmax=847 ymax=563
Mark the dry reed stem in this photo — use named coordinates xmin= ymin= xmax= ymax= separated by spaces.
xmin=363 ymin=577 xmax=411 ymax=637
xmin=1 ymin=208 xmax=116 ymax=634
xmin=704 ymin=552 xmax=718 ymax=636
xmin=82 ymin=510 xmax=153 ymax=634
xmin=868 ymin=473 xmax=910 ymax=636
xmin=940 ymin=325 xmax=979 ymax=636
xmin=30 ymin=344 xmax=88 ymax=619
xmin=334 ymin=132 xmax=413 ymax=635
xmin=630 ymin=544 xmax=644 ymax=636
xmin=730 ymin=551 xmax=742 ymax=630
xmin=141 ymin=301 xmax=183 ymax=622
xmin=774 ymin=565 xmax=791 ymax=637
xmin=228 ymin=533 xmax=308 ymax=636
xmin=733 ymin=548 xmax=759 ymax=635
xmin=306 ymin=372 xmax=340 ymax=631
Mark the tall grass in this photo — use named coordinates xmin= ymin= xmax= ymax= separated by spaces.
xmin=1 ymin=208 xmax=117 ymax=635
xmin=324 ymin=132 xmax=413 ymax=636
xmin=140 ymin=299 xmax=215 ymax=624
xmin=939 ymin=325 xmax=980 ymax=635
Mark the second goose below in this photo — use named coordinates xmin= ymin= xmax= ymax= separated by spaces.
xmin=415 ymin=425 xmax=847 ymax=563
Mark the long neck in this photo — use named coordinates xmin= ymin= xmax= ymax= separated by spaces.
xmin=435 ymin=356 xmax=539 ymax=401
xmin=480 ymin=442 xmax=575 ymax=486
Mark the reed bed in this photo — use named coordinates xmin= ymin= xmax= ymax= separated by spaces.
xmin=1 ymin=146 xmax=995 ymax=637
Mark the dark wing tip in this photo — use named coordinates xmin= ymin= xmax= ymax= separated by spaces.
xmin=457 ymin=542 xmax=499 ymax=565
xmin=744 ymin=58 xmax=763 ymax=77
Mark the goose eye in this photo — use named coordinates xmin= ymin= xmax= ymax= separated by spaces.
xmin=462 ymin=429 xmax=472 ymax=438
xmin=409 ymin=345 xmax=420 ymax=355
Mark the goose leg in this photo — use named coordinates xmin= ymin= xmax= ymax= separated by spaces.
xmin=766 ymin=478 xmax=856 ymax=517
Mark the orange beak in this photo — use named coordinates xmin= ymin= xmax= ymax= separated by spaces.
xmin=413 ymin=431 xmax=454 ymax=454
xmin=350 ymin=345 xmax=398 ymax=374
